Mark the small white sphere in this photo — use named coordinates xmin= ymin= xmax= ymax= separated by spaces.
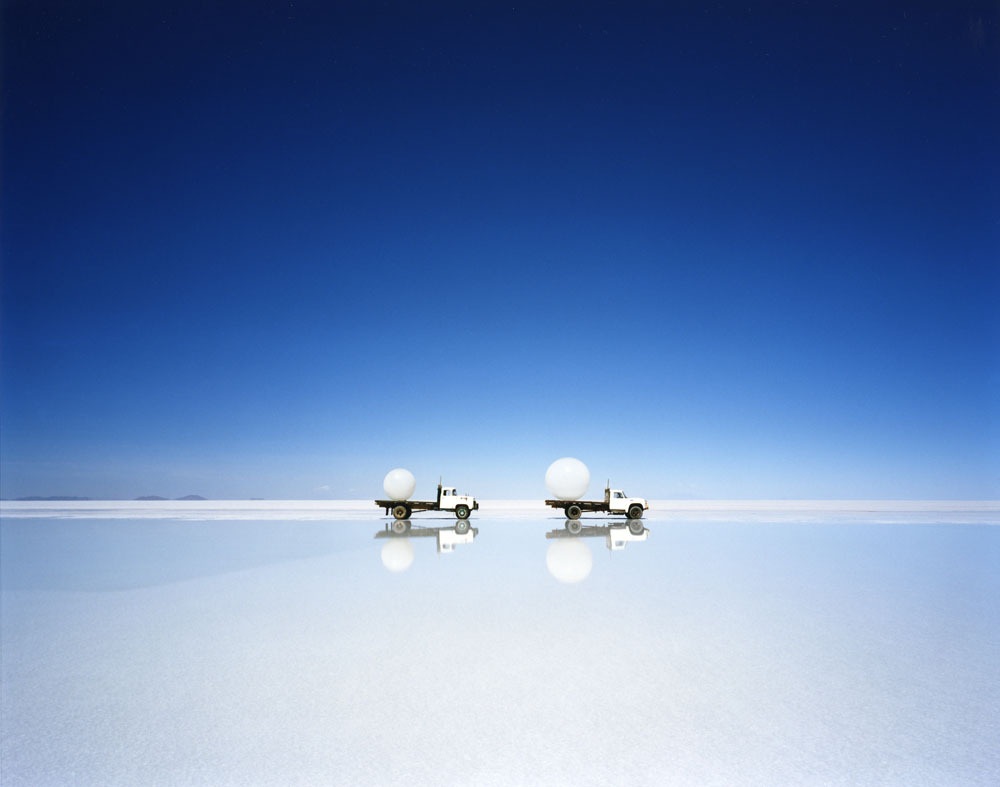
xmin=383 ymin=468 xmax=416 ymax=501
xmin=381 ymin=539 xmax=415 ymax=572
xmin=545 ymin=457 xmax=590 ymax=500
xmin=546 ymin=539 xmax=593 ymax=584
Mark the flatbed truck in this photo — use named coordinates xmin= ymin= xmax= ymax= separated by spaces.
xmin=375 ymin=482 xmax=479 ymax=521
xmin=545 ymin=486 xmax=648 ymax=521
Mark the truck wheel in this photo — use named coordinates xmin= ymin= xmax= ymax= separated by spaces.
xmin=566 ymin=504 xmax=582 ymax=520
xmin=628 ymin=520 xmax=645 ymax=536
xmin=566 ymin=519 xmax=583 ymax=535
xmin=627 ymin=504 xmax=644 ymax=520
xmin=392 ymin=504 xmax=410 ymax=520
xmin=455 ymin=505 xmax=470 ymax=520
xmin=455 ymin=520 xmax=470 ymax=535
xmin=391 ymin=518 xmax=410 ymax=534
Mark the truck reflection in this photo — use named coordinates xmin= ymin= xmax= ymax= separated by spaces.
xmin=547 ymin=520 xmax=650 ymax=550
xmin=545 ymin=520 xmax=650 ymax=584
xmin=375 ymin=521 xmax=478 ymax=572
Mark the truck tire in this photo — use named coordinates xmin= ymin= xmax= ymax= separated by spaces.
xmin=455 ymin=505 xmax=470 ymax=520
xmin=566 ymin=504 xmax=582 ymax=520
xmin=455 ymin=520 xmax=470 ymax=535
xmin=628 ymin=520 xmax=645 ymax=536
xmin=566 ymin=519 xmax=583 ymax=535
xmin=627 ymin=504 xmax=644 ymax=520
xmin=392 ymin=504 xmax=410 ymax=520
xmin=391 ymin=518 xmax=410 ymax=534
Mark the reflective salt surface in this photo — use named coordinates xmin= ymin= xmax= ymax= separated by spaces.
xmin=2 ymin=505 xmax=998 ymax=785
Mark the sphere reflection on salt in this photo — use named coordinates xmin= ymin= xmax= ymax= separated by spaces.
xmin=381 ymin=539 xmax=414 ymax=572
xmin=383 ymin=468 xmax=416 ymax=501
xmin=546 ymin=539 xmax=593 ymax=584
xmin=545 ymin=457 xmax=590 ymax=500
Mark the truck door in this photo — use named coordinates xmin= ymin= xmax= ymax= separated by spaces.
xmin=609 ymin=490 xmax=626 ymax=512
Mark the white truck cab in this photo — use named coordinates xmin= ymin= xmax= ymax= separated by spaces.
xmin=438 ymin=486 xmax=476 ymax=513
xmin=605 ymin=488 xmax=649 ymax=516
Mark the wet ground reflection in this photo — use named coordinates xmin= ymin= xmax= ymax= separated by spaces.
xmin=2 ymin=513 xmax=998 ymax=785
xmin=374 ymin=520 xmax=478 ymax=571
xmin=545 ymin=519 xmax=651 ymax=583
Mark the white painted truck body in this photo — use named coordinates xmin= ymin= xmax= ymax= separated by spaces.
xmin=436 ymin=487 xmax=477 ymax=512
xmin=605 ymin=489 xmax=649 ymax=515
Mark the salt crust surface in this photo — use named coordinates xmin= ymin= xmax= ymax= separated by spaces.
xmin=2 ymin=499 xmax=997 ymax=523
xmin=2 ymin=511 xmax=998 ymax=785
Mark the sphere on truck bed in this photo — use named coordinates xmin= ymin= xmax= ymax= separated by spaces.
xmin=545 ymin=457 xmax=590 ymax=500
xmin=383 ymin=468 xmax=416 ymax=501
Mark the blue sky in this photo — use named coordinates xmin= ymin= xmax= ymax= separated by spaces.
xmin=1 ymin=2 xmax=997 ymax=499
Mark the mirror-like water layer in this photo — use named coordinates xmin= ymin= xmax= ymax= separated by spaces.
xmin=2 ymin=507 xmax=998 ymax=786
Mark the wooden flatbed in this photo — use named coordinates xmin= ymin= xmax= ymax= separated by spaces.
xmin=545 ymin=499 xmax=612 ymax=514
xmin=375 ymin=499 xmax=444 ymax=515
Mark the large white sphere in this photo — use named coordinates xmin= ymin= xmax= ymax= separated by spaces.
xmin=381 ymin=539 xmax=415 ymax=572
xmin=546 ymin=539 xmax=593 ymax=584
xmin=545 ymin=457 xmax=590 ymax=500
xmin=383 ymin=468 xmax=416 ymax=501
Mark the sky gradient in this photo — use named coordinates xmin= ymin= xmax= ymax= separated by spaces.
xmin=2 ymin=1 xmax=998 ymax=499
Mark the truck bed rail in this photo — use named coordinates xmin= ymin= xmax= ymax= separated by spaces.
xmin=544 ymin=499 xmax=609 ymax=512
xmin=374 ymin=499 xmax=439 ymax=513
